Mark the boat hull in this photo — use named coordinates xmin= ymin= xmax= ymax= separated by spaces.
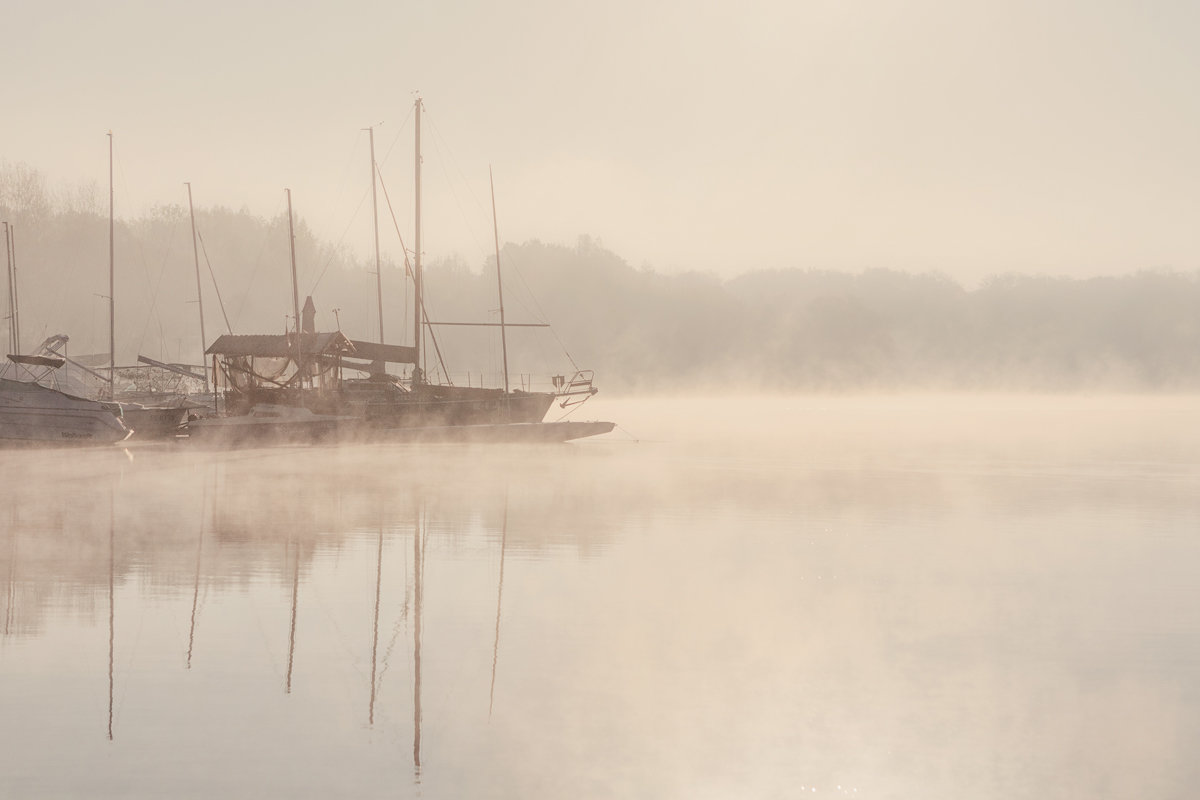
xmin=0 ymin=379 xmax=131 ymax=445
xmin=223 ymin=384 xmax=556 ymax=428
xmin=377 ymin=419 xmax=616 ymax=443
xmin=120 ymin=405 xmax=191 ymax=440
xmin=186 ymin=405 xmax=351 ymax=446
xmin=363 ymin=386 xmax=556 ymax=427
xmin=185 ymin=403 xmax=614 ymax=447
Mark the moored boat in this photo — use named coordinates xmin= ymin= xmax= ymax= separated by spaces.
xmin=186 ymin=403 xmax=351 ymax=445
xmin=0 ymin=375 xmax=130 ymax=445
xmin=195 ymin=97 xmax=610 ymax=444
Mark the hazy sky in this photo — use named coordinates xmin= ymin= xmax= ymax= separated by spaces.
xmin=3 ymin=0 xmax=1199 ymax=283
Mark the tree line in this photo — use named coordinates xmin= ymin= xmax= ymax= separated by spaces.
xmin=3 ymin=161 xmax=1198 ymax=392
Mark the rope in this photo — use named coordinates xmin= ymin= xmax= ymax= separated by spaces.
xmin=195 ymin=227 xmax=234 ymax=334
xmin=307 ymin=184 xmax=369 ymax=296
xmin=421 ymin=109 xmax=581 ymax=372
xmin=376 ymin=167 xmax=451 ymax=383
xmin=505 ymin=248 xmax=581 ymax=370
xmin=425 ymin=113 xmax=490 ymax=262
xmin=232 ymin=193 xmax=284 ymax=330
xmin=113 ymin=149 xmax=176 ymax=363
xmin=134 ymin=212 xmax=180 ymax=357
xmin=377 ymin=104 xmax=416 ymax=169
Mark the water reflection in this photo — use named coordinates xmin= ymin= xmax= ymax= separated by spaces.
xmin=107 ymin=484 xmax=114 ymax=742
xmin=0 ymin=396 xmax=1197 ymax=798
xmin=413 ymin=504 xmax=425 ymax=779
xmin=489 ymin=497 xmax=508 ymax=718
xmin=368 ymin=522 xmax=382 ymax=726
xmin=185 ymin=477 xmax=206 ymax=671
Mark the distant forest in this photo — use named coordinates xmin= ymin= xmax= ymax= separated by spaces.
xmin=2 ymin=161 xmax=1199 ymax=392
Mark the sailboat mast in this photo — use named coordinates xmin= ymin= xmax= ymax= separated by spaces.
xmin=368 ymin=126 xmax=384 ymax=344
xmin=413 ymin=97 xmax=423 ymax=381
xmin=489 ymin=168 xmax=510 ymax=395
xmin=285 ymin=189 xmax=303 ymax=384
xmin=8 ymin=225 xmax=18 ymax=356
xmin=3 ymin=222 xmax=13 ymax=355
xmin=185 ymin=183 xmax=210 ymax=393
xmin=108 ymin=132 xmax=115 ymax=400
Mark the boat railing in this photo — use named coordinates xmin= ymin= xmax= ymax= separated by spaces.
xmin=552 ymin=370 xmax=599 ymax=408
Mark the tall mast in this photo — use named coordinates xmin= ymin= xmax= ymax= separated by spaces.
xmin=3 ymin=222 xmax=12 ymax=355
xmin=108 ymin=132 xmax=115 ymax=399
xmin=9 ymin=225 xmax=18 ymax=356
xmin=368 ymin=126 xmax=384 ymax=344
xmin=286 ymin=189 xmax=303 ymax=385
xmin=413 ymin=97 xmax=423 ymax=382
xmin=489 ymin=167 xmax=510 ymax=395
xmin=185 ymin=183 xmax=209 ymax=393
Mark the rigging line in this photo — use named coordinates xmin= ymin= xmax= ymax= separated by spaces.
xmin=375 ymin=165 xmax=415 ymax=282
xmin=232 ymin=192 xmax=285 ymax=329
xmin=504 ymin=252 xmax=580 ymax=370
xmin=427 ymin=114 xmax=504 ymax=285
xmin=378 ymin=104 xmax=416 ymax=168
xmin=495 ymin=253 xmax=544 ymax=322
xmin=113 ymin=150 xmax=176 ymax=361
xmin=309 ymin=131 xmax=376 ymax=295
xmin=424 ymin=110 xmax=492 ymax=222
xmin=375 ymin=530 xmax=411 ymax=690
xmin=134 ymin=213 xmax=182 ymax=357
xmin=424 ymin=109 xmax=579 ymax=369
xmin=551 ymin=400 xmax=586 ymax=423
xmin=305 ymin=575 xmax=363 ymax=672
xmin=195 ymin=227 xmax=234 ymax=334
xmin=424 ymin=116 xmax=490 ymax=264
xmin=374 ymin=614 xmax=407 ymax=695
xmin=307 ymin=184 xmax=370 ymax=296
xmin=330 ymin=133 xmax=367 ymax=223
xmin=376 ymin=167 xmax=451 ymax=382
xmin=113 ymin=149 xmax=157 ymax=300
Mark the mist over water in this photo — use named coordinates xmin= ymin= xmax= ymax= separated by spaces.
xmin=1 ymin=394 xmax=1198 ymax=799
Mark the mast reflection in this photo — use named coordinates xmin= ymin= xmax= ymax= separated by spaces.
xmin=3 ymin=508 xmax=14 ymax=637
xmin=107 ymin=483 xmax=115 ymax=742
xmin=489 ymin=497 xmax=508 ymax=718
xmin=286 ymin=538 xmax=300 ymax=694
xmin=413 ymin=505 xmax=425 ymax=777
xmin=368 ymin=522 xmax=383 ymax=726
xmin=186 ymin=477 xmax=208 ymax=670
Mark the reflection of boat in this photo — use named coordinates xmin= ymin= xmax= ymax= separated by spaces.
xmin=199 ymin=98 xmax=609 ymax=442
xmin=0 ymin=368 xmax=131 ymax=446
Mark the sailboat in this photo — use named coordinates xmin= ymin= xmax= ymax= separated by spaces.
xmin=198 ymin=98 xmax=612 ymax=444
xmin=101 ymin=133 xmax=196 ymax=440
xmin=0 ymin=224 xmax=131 ymax=445
xmin=0 ymin=365 xmax=131 ymax=444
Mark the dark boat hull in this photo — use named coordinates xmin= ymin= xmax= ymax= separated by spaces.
xmin=376 ymin=419 xmax=615 ymax=443
xmin=186 ymin=407 xmax=613 ymax=447
xmin=363 ymin=385 xmax=555 ymax=427
xmin=223 ymin=384 xmax=556 ymax=428
xmin=121 ymin=405 xmax=190 ymax=440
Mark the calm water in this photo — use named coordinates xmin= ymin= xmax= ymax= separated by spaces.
xmin=1 ymin=395 xmax=1198 ymax=799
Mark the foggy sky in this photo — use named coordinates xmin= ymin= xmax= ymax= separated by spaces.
xmin=3 ymin=0 xmax=1199 ymax=284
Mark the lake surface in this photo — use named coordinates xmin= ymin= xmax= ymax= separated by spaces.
xmin=1 ymin=395 xmax=1198 ymax=799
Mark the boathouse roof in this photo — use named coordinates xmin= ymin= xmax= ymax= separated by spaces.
xmin=205 ymin=332 xmax=356 ymax=358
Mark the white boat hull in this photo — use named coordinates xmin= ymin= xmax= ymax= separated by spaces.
xmin=0 ymin=378 xmax=131 ymax=445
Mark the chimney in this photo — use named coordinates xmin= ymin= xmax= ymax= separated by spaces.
xmin=301 ymin=296 xmax=316 ymax=334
